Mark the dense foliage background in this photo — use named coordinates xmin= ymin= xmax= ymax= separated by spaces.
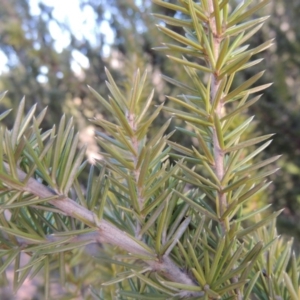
xmin=0 ymin=0 xmax=299 ymax=249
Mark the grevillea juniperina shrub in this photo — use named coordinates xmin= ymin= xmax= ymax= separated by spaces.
xmin=0 ymin=0 xmax=299 ymax=299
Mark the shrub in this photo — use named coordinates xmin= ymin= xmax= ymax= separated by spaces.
xmin=0 ymin=0 xmax=299 ymax=299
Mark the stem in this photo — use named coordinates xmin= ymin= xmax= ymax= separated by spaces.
xmin=127 ymin=111 xmax=144 ymax=237
xmin=232 ymin=276 xmax=243 ymax=300
xmin=208 ymin=0 xmax=227 ymax=234
xmin=207 ymin=2 xmax=242 ymax=298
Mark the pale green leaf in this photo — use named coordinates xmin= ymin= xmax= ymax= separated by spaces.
xmin=226 ymin=16 xmax=270 ymax=37
xmin=225 ymin=134 xmax=274 ymax=153
xmin=167 ymin=55 xmax=212 ymax=73
xmin=157 ymin=25 xmax=204 ymax=51
xmin=88 ymin=85 xmax=113 ymax=113
xmin=161 ymin=74 xmax=197 ymax=93
xmin=228 ymin=0 xmax=271 ymax=27
xmin=152 ymin=0 xmax=188 ymax=14
xmin=221 ymin=95 xmax=261 ymax=121
xmin=152 ymin=13 xmax=192 ymax=27
xmin=173 ymin=189 xmax=218 ymax=221
xmin=105 ymin=68 xmax=128 ymax=109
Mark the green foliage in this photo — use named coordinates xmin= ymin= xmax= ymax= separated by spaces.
xmin=0 ymin=0 xmax=299 ymax=299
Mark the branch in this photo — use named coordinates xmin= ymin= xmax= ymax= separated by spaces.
xmin=208 ymin=2 xmax=243 ymax=298
xmin=4 ymin=163 xmax=202 ymax=297
xmin=208 ymin=0 xmax=228 ymax=234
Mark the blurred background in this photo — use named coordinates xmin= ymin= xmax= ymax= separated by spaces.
xmin=0 ymin=0 xmax=300 ymax=297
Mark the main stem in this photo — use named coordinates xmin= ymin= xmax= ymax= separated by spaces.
xmin=207 ymin=2 xmax=242 ymax=298
xmin=208 ymin=1 xmax=227 ymax=234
